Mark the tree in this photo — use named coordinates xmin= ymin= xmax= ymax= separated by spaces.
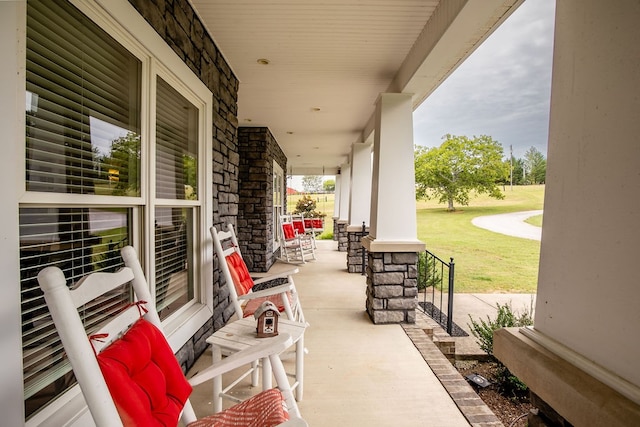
xmin=322 ymin=179 xmax=335 ymax=192
xmin=414 ymin=134 xmax=508 ymax=211
xmin=523 ymin=147 xmax=546 ymax=184
xmin=302 ymin=175 xmax=322 ymax=193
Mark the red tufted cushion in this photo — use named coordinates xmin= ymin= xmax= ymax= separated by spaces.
xmin=312 ymin=219 xmax=323 ymax=229
xmin=225 ymin=252 xmax=254 ymax=296
xmin=186 ymin=388 xmax=288 ymax=427
xmin=292 ymin=220 xmax=305 ymax=234
xmin=97 ymin=318 xmax=192 ymax=427
xmin=282 ymin=223 xmax=296 ymax=240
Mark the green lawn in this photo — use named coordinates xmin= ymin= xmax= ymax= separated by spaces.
xmin=417 ymin=185 xmax=544 ymax=293
xmin=288 ymin=185 xmax=545 ymax=293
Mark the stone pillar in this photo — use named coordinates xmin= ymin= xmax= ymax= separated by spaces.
xmin=366 ymin=252 xmax=418 ymax=324
xmin=335 ymin=220 xmax=348 ymax=252
xmin=347 ymin=224 xmax=368 ymax=273
xmin=237 ymin=127 xmax=286 ymax=272
xmin=362 ymin=93 xmax=425 ymax=324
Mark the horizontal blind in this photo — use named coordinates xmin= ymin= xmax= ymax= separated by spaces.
xmin=20 ymin=207 xmax=131 ymax=418
xmin=26 ymin=0 xmax=141 ymax=196
xmin=155 ymin=207 xmax=194 ymax=320
xmin=156 ymin=77 xmax=198 ymax=200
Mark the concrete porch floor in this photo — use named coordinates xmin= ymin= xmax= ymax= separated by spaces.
xmin=187 ymin=239 xmax=472 ymax=426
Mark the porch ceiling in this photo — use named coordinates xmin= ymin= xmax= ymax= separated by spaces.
xmin=190 ymin=0 xmax=523 ymax=175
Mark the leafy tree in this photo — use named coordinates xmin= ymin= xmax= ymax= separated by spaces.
xmin=523 ymin=147 xmax=546 ymax=184
xmin=322 ymin=179 xmax=335 ymax=192
xmin=510 ymin=157 xmax=526 ymax=185
xmin=302 ymin=175 xmax=323 ymax=193
xmin=98 ymin=131 xmax=141 ymax=196
xmin=414 ymin=134 xmax=508 ymax=211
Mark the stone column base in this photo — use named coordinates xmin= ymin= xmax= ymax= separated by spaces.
xmin=347 ymin=226 xmax=368 ymax=273
xmin=335 ymin=220 xmax=348 ymax=252
xmin=365 ymin=251 xmax=418 ymax=324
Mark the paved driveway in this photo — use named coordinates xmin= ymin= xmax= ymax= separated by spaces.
xmin=471 ymin=210 xmax=543 ymax=241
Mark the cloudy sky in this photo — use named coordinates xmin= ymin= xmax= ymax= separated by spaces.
xmin=412 ymin=0 xmax=556 ymax=159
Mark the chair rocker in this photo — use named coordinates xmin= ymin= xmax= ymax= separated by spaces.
xmin=37 ymin=245 xmax=306 ymax=427
xmin=211 ymin=224 xmax=308 ymax=403
xmin=279 ymin=217 xmax=316 ymax=264
xmin=211 ymin=224 xmax=306 ymax=324
xmin=291 ymin=214 xmax=316 ymax=249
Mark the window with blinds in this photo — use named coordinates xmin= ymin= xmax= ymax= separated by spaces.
xmin=155 ymin=207 xmax=194 ymax=320
xmin=21 ymin=0 xmax=207 ymax=420
xmin=26 ymin=0 xmax=141 ymax=196
xmin=156 ymin=77 xmax=198 ymax=201
xmin=19 ymin=207 xmax=131 ymax=417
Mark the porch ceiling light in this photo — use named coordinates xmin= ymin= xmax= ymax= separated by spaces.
xmin=257 ymin=58 xmax=270 ymax=65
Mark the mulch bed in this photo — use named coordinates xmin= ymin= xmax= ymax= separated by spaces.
xmin=456 ymin=360 xmax=533 ymax=426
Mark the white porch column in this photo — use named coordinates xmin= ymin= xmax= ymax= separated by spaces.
xmin=346 ymin=143 xmax=372 ymax=272
xmin=336 ymin=162 xmax=351 ymax=251
xmin=363 ymin=93 xmax=424 ymax=324
xmin=363 ymin=93 xmax=424 ymax=251
xmin=348 ymin=143 xmax=372 ymax=228
xmin=338 ymin=162 xmax=350 ymax=222
xmin=494 ymin=1 xmax=640 ymax=424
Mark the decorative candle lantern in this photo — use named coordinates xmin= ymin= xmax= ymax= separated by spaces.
xmin=254 ymin=301 xmax=280 ymax=338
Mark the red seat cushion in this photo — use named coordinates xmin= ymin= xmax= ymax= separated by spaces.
xmin=303 ymin=219 xmax=313 ymax=228
xmin=282 ymin=223 xmax=296 ymax=239
xmin=186 ymin=388 xmax=288 ymax=427
xmin=225 ymin=252 xmax=255 ymax=295
xmin=97 ymin=318 xmax=192 ymax=427
xmin=312 ymin=219 xmax=323 ymax=229
xmin=292 ymin=220 xmax=305 ymax=234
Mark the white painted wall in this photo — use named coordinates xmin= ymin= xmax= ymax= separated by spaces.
xmin=536 ymin=0 xmax=640 ymax=387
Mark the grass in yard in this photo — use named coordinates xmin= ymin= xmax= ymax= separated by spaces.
xmin=287 ymin=193 xmax=335 ymax=238
xmin=417 ymin=185 xmax=544 ymax=293
xmin=288 ymin=185 xmax=544 ymax=293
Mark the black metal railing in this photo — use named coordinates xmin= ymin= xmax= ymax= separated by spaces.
xmin=417 ymin=250 xmax=456 ymax=335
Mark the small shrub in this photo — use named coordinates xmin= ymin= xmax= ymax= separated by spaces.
xmin=417 ymin=251 xmax=443 ymax=291
xmin=468 ymin=301 xmax=534 ymax=399
xmin=467 ymin=302 xmax=533 ymax=355
xmin=293 ymin=195 xmax=325 ymax=218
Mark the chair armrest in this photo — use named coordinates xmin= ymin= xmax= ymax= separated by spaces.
xmin=280 ymin=418 xmax=309 ymax=427
xmin=238 ymin=282 xmax=295 ymax=300
xmin=188 ymin=333 xmax=293 ymax=386
xmin=252 ymin=267 xmax=299 ymax=285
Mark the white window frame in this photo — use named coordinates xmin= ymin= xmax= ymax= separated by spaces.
xmin=22 ymin=1 xmax=214 ymax=425
xmin=273 ymin=160 xmax=285 ymax=251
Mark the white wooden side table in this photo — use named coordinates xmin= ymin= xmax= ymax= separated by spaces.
xmin=206 ymin=317 xmax=306 ymax=412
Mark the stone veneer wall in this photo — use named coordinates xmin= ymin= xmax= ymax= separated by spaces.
xmin=336 ymin=220 xmax=348 ymax=251
xmin=366 ymin=252 xmax=418 ymax=324
xmin=237 ymin=127 xmax=287 ymax=273
xmin=347 ymin=227 xmax=368 ymax=273
xmin=128 ymin=0 xmax=240 ymax=371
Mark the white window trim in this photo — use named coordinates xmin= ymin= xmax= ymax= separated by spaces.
xmin=23 ymin=1 xmax=214 ymax=425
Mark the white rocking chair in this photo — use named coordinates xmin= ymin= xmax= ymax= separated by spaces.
xmin=37 ymin=245 xmax=306 ymax=427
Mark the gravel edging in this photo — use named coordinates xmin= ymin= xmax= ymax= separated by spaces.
xmin=402 ymin=322 xmax=504 ymax=427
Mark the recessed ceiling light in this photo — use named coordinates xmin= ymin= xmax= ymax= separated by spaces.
xmin=257 ymin=58 xmax=270 ymax=65
xmin=311 ymin=107 xmax=321 ymax=112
